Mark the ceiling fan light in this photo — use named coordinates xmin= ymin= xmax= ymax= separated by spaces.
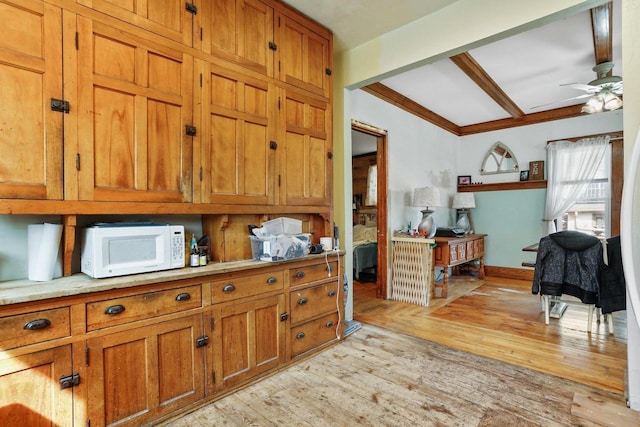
xmin=582 ymin=96 xmax=603 ymax=114
xmin=581 ymin=104 xmax=598 ymax=114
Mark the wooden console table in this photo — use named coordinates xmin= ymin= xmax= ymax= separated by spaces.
xmin=433 ymin=234 xmax=486 ymax=297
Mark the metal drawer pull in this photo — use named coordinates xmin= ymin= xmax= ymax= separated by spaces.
xmin=295 ymin=271 xmax=305 ymax=278
xmin=222 ymin=284 xmax=236 ymax=293
xmin=296 ymin=332 xmax=305 ymax=339
xmin=328 ymin=290 xmax=336 ymax=297
xmin=266 ymin=276 xmax=277 ymax=284
xmin=298 ymin=298 xmax=308 ymax=305
xmin=23 ymin=318 xmax=51 ymax=330
xmin=175 ymin=293 xmax=191 ymax=301
xmin=105 ymin=305 xmax=125 ymax=315
xmin=326 ymin=266 xmax=333 ymax=272
xmin=325 ymin=321 xmax=334 ymax=328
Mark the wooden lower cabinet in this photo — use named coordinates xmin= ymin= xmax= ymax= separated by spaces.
xmin=0 ymin=345 xmax=74 ymax=426
xmin=86 ymin=314 xmax=205 ymax=427
xmin=208 ymin=293 xmax=286 ymax=392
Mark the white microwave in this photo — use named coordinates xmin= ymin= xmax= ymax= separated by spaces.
xmin=81 ymin=223 xmax=185 ymax=278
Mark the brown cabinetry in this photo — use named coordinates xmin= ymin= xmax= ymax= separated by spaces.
xmin=76 ymin=17 xmax=193 ymax=203
xmin=288 ymin=259 xmax=342 ymax=358
xmin=279 ymin=88 xmax=332 ymax=205
xmin=86 ymin=314 xmax=205 ymax=426
xmin=0 ymin=1 xmax=63 ymax=200
xmin=208 ymin=293 xmax=286 ymax=391
xmin=0 ymin=345 xmax=74 ymax=426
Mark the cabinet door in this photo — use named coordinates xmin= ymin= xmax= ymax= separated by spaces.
xmin=209 ymin=294 xmax=285 ymax=392
xmin=279 ymin=88 xmax=332 ymax=206
xmin=76 ymin=17 xmax=193 ymax=203
xmin=0 ymin=1 xmax=63 ymax=200
xmin=197 ymin=61 xmax=275 ymax=204
xmin=76 ymin=0 xmax=194 ymax=46
xmin=276 ymin=13 xmax=331 ymax=98
xmin=86 ymin=314 xmax=205 ymax=426
xmin=0 ymin=345 xmax=73 ymax=426
xmin=200 ymin=0 xmax=274 ymax=76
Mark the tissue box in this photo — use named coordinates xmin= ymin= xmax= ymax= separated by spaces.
xmin=250 ymin=234 xmax=311 ymax=261
xmin=261 ymin=217 xmax=302 ymax=235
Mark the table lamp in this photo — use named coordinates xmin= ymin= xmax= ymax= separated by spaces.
xmin=452 ymin=192 xmax=475 ymax=234
xmin=413 ymin=187 xmax=441 ymax=238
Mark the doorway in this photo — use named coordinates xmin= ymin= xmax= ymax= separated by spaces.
xmin=351 ymin=121 xmax=387 ymax=299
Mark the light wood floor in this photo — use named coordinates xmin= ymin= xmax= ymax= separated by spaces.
xmin=353 ymin=275 xmax=627 ymax=395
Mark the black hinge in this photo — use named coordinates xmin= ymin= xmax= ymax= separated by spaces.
xmin=325 ymin=68 xmax=332 ymax=76
xmin=278 ymin=97 xmax=281 ymax=109
xmin=75 ymin=32 xmax=79 ymax=50
xmin=196 ymin=335 xmax=209 ymax=348
xmin=327 ymin=151 xmax=333 ymax=159
xmin=210 ymin=317 xmax=215 ymax=331
xmin=278 ymin=174 xmax=281 ymax=187
xmin=199 ymin=73 xmax=203 ymax=87
xmin=186 ymin=125 xmax=197 ymax=136
xmin=212 ymin=372 xmax=215 ymax=384
xmin=185 ymin=2 xmax=197 ymax=14
xmin=200 ymin=27 xmax=203 ymax=41
xmin=60 ymin=373 xmax=80 ymax=389
xmin=76 ymin=153 xmax=81 ymax=171
xmin=51 ymin=98 xmax=70 ymax=114
xmin=199 ymin=167 xmax=203 ymax=181
xmin=268 ymin=41 xmax=277 ymax=51
xmin=280 ymin=312 xmax=289 ymax=321
xmin=269 ymin=141 xmax=277 ymax=150
xmin=85 ymin=347 xmax=89 ymax=367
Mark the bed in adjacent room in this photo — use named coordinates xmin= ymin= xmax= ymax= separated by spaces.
xmin=353 ymin=223 xmax=377 ymax=281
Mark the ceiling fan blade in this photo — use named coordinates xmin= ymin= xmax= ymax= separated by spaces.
xmin=530 ymin=93 xmax=593 ymax=110
xmin=560 ymin=83 xmax=601 ymax=92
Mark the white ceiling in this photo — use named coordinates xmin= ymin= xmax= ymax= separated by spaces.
xmin=282 ymin=0 xmax=622 ymax=141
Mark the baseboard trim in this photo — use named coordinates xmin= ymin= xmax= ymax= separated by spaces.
xmin=485 ymin=265 xmax=534 ymax=281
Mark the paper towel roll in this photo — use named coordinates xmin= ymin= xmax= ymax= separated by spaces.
xmin=28 ymin=223 xmax=63 ymax=281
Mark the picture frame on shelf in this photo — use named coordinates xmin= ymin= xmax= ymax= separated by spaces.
xmin=529 ymin=161 xmax=544 ymax=180
xmin=519 ymin=170 xmax=529 ymax=181
xmin=457 ymin=175 xmax=471 ymax=185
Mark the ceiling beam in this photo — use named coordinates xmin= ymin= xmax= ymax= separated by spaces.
xmin=361 ymin=82 xmax=462 ymax=136
xmin=450 ymin=52 xmax=525 ymax=119
xmin=591 ymin=2 xmax=613 ymax=70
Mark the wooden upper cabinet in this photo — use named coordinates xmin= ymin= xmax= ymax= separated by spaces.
xmin=76 ymin=0 xmax=194 ymax=46
xmin=276 ymin=13 xmax=332 ymax=99
xmin=279 ymin=88 xmax=332 ymax=206
xmin=197 ymin=61 xmax=275 ymax=204
xmin=76 ymin=17 xmax=194 ymax=203
xmin=0 ymin=1 xmax=63 ymax=200
xmin=199 ymin=0 xmax=274 ymax=77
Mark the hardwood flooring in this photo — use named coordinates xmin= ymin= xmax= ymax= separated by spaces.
xmin=353 ymin=275 xmax=627 ymax=395
xmin=164 ymin=323 xmax=637 ymax=426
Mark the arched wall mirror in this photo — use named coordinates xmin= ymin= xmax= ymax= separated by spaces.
xmin=480 ymin=142 xmax=519 ymax=175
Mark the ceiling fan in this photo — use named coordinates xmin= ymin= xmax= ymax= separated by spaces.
xmin=533 ymin=62 xmax=623 ymax=113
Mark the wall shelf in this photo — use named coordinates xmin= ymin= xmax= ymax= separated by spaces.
xmin=457 ymin=180 xmax=547 ymax=192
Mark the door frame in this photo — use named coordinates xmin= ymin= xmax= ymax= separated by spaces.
xmin=351 ymin=120 xmax=388 ymax=299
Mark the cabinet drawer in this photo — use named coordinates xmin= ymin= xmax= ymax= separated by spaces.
xmin=211 ymin=271 xmax=284 ymax=303
xmin=289 ymin=261 xmax=338 ymax=287
xmin=86 ymin=285 xmax=202 ymax=331
xmin=290 ymin=312 xmax=340 ymax=357
xmin=0 ymin=307 xmax=70 ymax=350
xmin=290 ymin=281 xmax=339 ymax=324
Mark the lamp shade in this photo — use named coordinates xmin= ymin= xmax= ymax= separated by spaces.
xmin=452 ymin=192 xmax=475 ymax=209
xmin=413 ymin=187 xmax=440 ymax=208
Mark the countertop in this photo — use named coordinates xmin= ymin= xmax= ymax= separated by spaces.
xmin=0 ymin=252 xmax=343 ymax=306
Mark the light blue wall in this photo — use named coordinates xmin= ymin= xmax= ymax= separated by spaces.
xmin=473 ymin=189 xmax=546 ymax=268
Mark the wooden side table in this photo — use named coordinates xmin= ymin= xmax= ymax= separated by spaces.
xmin=390 ymin=237 xmax=435 ymax=306
xmin=433 ymin=234 xmax=486 ymax=298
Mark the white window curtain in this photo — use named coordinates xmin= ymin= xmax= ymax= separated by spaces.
xmin=365 ymin=164 xmax=377 ymax=206
xmin=543 ymin=136 xmax=610 ymax=234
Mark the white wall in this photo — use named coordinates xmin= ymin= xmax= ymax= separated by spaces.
xmin=351 ymin=90 xmax=459 ymax=232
